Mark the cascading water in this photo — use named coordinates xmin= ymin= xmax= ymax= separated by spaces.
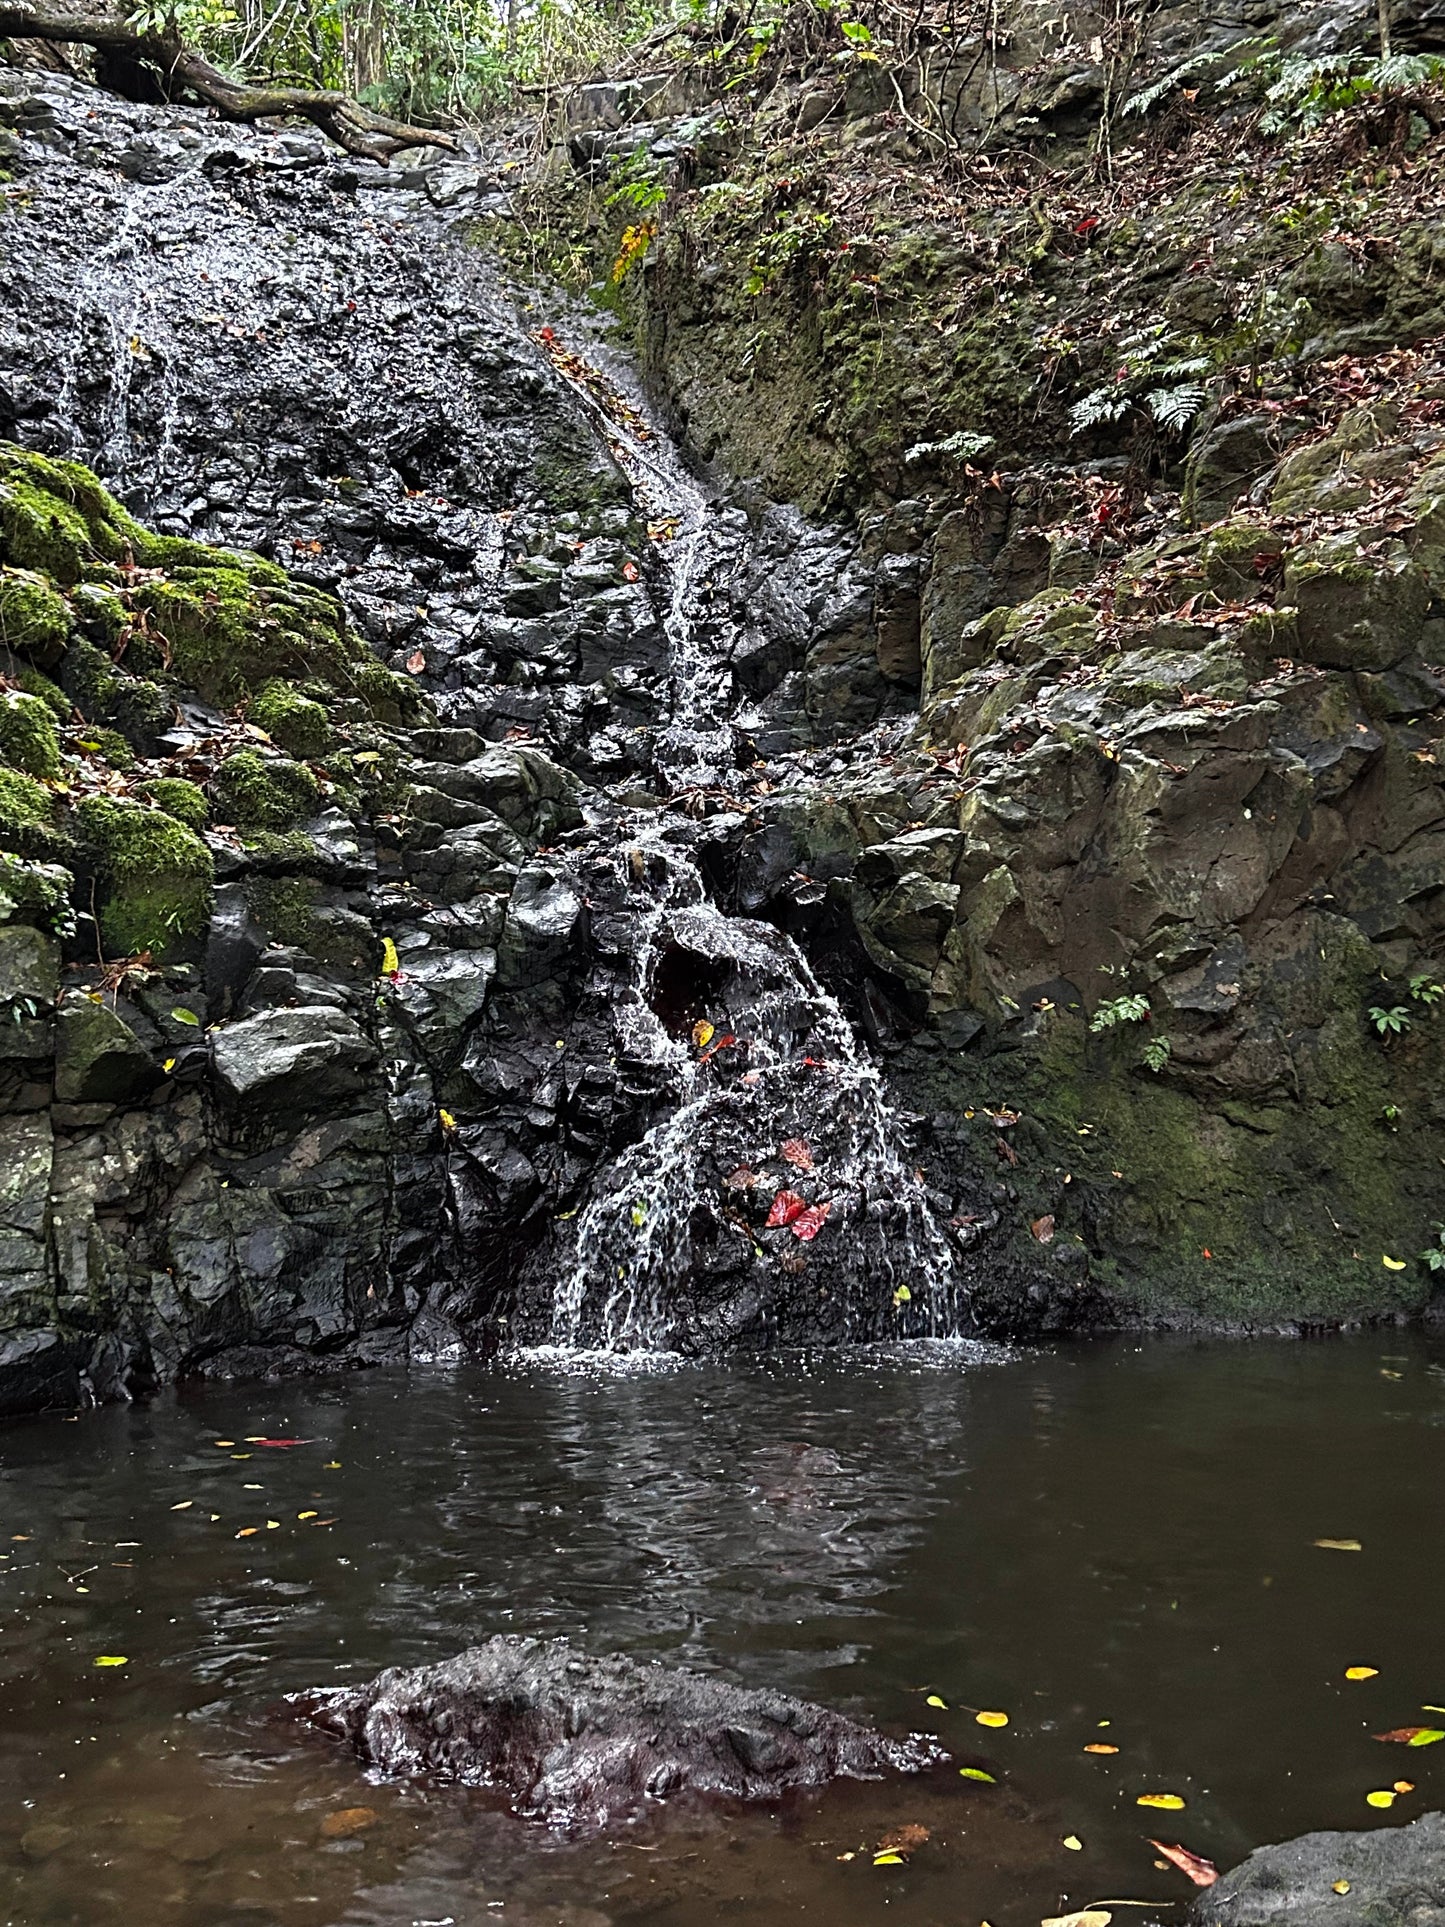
xmin=539 ymin=355 xmax=966 ymax=1353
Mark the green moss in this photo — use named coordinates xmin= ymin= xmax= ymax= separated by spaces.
xmin=0 ymin=690 xmax=60 ymax=778
xmin=12 ymin=665 xmax=70 ymax=720
xmin=0 ymin=852 xmax=75 ymax=936
xmin=138 ymin=777 xmax=208 ymax=834
xmin=240 ymin=828 xmax=315 ymax=869
xmin=63 ymin=639 xmax=171 ymax=750
xmin=247 ymin=678 xmax=332 ymax=758
xmin=0 ymin=765 xmax=58 ymax=849
xmin=246 ymin=873 xmax=319 ymax=947
xmin=75 ymin=794 xmax=213 ymax=960
xmin=82 ymin=726 xmax=136 ymax=773
xmin=0 ymin=566 xmax=70 ymax=663
xmin=214 ymin=749 xmax=319 ymax=830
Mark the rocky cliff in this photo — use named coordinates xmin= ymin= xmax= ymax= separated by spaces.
xmin=1 ymin=0 xmax=1444 ymax=1414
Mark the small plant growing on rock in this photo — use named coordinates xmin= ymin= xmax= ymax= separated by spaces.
xmin=1369 ymin=1004 xmax=1412 ymax=1037
xmin=1420 ymin=1225 xmax=1445 ymax=1273
xmin=1408 ymin=974 xmax=1444 ymax=1006
xmin=1090 ymin=993 xmax=1151 ymax=1033
xmin=1141 ymin=1036 xmax=1172 ymax=1073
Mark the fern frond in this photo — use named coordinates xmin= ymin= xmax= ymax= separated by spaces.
xmin=1146 ymin=383 xmax=1208 ymax=430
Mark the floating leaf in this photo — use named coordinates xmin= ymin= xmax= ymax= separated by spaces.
xmin=1084 ymin=1743 xmax=1119 ymax=1755
xmin=213 ymin=1440 xmax=235 ymax=1447
xmin=925 ymin=1694 xmax=947 ymax=1709
xmin=298 ymin=1511 xmax=318 ymax=1521
xmin=1315 ymin=1538 xmax=1362 ymax=1551
xmin=320 ymin=1807 xmax=378 ymax=1840
xmin=235 ymin=1527 xmax=258 ymax=1538
xmin=1042 ymin=1912 xmax=1111 ymax=1927
xmin=781 ymin=1137 xmax=814 ymax=1172
xmin=765 ymin=1189 xmax=807 ymax=1229
xmin=877 ymin=1824 xmax=929 ymax=1855
xmin=792 ymin=1202 xmax=832 ymax=1242
xmin=1346 ymin=1667 xmax=1380 ymax=1680
xmin=872 ymin=1852 xmax=904 ymax=1865
xmin=1366 ymin=1790 xmax=1395 ymax=1808
xmin=692 ymin=1019 xmax=716 ymax=1050
xmin=1374 ymin=1727 xmax=1445 ymax=1746
xmin=976 ymin=1710 xmax=1009 ymax=1728
xmin=1333 ymin=1881 xmax=1351 ymax=1894
xmin=170 ymin=1007 xmax=200 ymax=1027
xmin=1149 ymin=1840 xmax=1218 ymax=1887
xmin=170 ymin=1501 xmax=193 ymax=1511
xmin=1394 ymin=1780 xmax=1415 ymax=1793
xmin=1382 ymin=1255 xmax=1407 ymax=1270
xmin=246 ymin=1438 xmax=310 ymax=1448
xmin=959 ymin=1766 xmax=997 ymax=1783
xmin=1062 ymin=1834 xmax=1083 ymax=1850
xmin=1136 ymin=1794 xmax=1186 ymax=1811
xmin=266 ymin=1520 xmax=280 ymax=1530
xmin=93 ymin=1655 xmax=128 ymax=1667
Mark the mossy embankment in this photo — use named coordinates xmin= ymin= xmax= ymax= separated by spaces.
xmin=0 ymin=443 xmax=422 ymax=964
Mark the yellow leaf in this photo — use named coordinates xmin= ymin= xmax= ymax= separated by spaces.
xmin=1062 ymin=1833 xmax=1083 ymax=1850
xmin=266 ymin=1520 xmax=280 ymax=1530
xmin=893 ymin=1284 xmax=912 ymax=1306
xmin=298 ymin=1511 xmax=318 ymax=1521
xmin=1084 ymin=1743 xmax=1119 ymax=1754
xmin=162 ymin=1057 xmax=176 ymax=1073
xmin=1393 ymin=1779 xmax=1415 ymax=1793
xmin=873 ymin=1852 xmax=905 ymax=1865
xmin=236 ymin=1527 xmax=258 ymax=1538
xmin=692 ymin=1019 xmax=715 ymax=1049
xmin=959 ymin=1766 xmax=997 ymax=1783
xmin=213 ymin=1440 xmax=235 ymax=1447
xmin=439 ymin=1108 xmax=457 ymax=1133
xmin=1136 ymin=1793 xmax=1185 ymax=1811
xmin=1333 ymin=1882 xmax=1351 ymax=1894
xmin=1042 ymin=1913 xmax=1112 ymax=1927
xmin=326 ymin=1460 xmax=341 ymax=1469
xmin=1346 ymin=1667 xmax=1380 ymax=1680
xmin=1314 ymin=1538 xmax=1362 ymax=1551
xmin=1382 ymin=1255 xmax=1407 ymax=1270
xmin=170 ymin=1501 xmax=193 ymax=1511
xmin=1366 ymin=1790 xmax=1395 ymax=1808
xmin=976 ymin=1710 xmax=1009 ymax=1728
xmin=380 ymin=937 xmax=400 ymax=977
xmin=926 ymin=1694 xmax=947 ymax=1708
xmin=93 ymin=1655 xmax=128 ymax=1667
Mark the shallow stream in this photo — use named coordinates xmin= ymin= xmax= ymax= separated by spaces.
xmin=2 ymin=1331 xmax=1443 ymax=1926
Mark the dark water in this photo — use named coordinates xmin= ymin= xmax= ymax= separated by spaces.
xmin=2 ymin=1332 xmax=1443 ymax=1926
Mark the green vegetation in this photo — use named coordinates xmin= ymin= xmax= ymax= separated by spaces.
xmin=0 ymin=690 xmax=60 ymax=778
xmin=248 ymin=679 xmax=332 ymax=759
xmin=74 ymin=796 xmax=214 ymax=960
xmin=214 ymin=749 xmax=320 ymax=830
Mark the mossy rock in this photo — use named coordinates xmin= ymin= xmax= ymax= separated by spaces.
xmin=246 ymin=873 xmax=319 ymax=948
xmin=0 ymin=765 xmax=59 ymax=851
xmin=75 ymin=794 xmax=213 ymax=961
xmin=214 ymin=749 xmax=319 ymax=830
xmin=78 ymin=726 xmax=137 ymax=772
xmin=247 ymin=678 xmax=332 ymax=759
xmin=0 ymin=852 xmax=74 ymax=935
xmin=138 ymin=777 xmax=208 ymax=834
xmin=0 ymin=566 xmax=70 ymax=669
xmin=0 ymin=691 xmax=60 ymax=778
xmin=12 ymin=665 xmax=70 ymax=720
xmin=63 ymin=640 xmax=171 ymax=754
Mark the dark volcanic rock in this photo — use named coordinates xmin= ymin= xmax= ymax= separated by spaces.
xmin=1193 ymin=1812 xmax=1445 ymax=1927
xmin=291 ymin=1633 xmax=945 ymax=1828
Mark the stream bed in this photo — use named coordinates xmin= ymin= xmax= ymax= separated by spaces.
xmin=2 ymin=1330 xmax=1443 ymax=1926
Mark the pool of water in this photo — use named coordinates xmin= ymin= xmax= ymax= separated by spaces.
xmin=1 ymin=1330 xmax=1442 ymax=1926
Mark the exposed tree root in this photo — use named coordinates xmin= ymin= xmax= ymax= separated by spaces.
xmin=0 ymin=4 xmax=455 ymax=161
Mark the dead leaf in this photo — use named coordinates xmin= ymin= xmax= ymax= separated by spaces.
xmin=1374 ymin=1728 xmax=1445 ymax=1746
xmin=781 ymin=1137 xmax=814 ymax=1172
xmin=1314 ymin=1538 xmax=1362 ymax=1551
xmin=691 ymin=1019 xmax=716 ymax=1050
xmin=1136 ymin=1794 xmax=1186 ymax=1811
xmin=765 ymin=1190 xmax=808 ymax=1229
xmin=724 ymin=1166 xmax=758 ymax=1189
xmin=1149 ymin=1840 xmax=1218 ymax=1887
xmin=1346 ymin=1667 xmax=1380 ymax=1680
xmin=405 ymin=650 xmax=426 ymax=674
xmin=1031 ymin=1214 xmax=1056 ymax=1243
xmin=1041 ymin=1912 xmax=1111 ymax=1927
xmin=1083 ymin=1743 xmax=1119 ymax=1754
xmin=876 ymin=1823 xmax=929 ymax=1856
xmin=320 ymin=1807 xmax=378 ymax=1839
xmin=792 ymin=1202 xmax=833 ymax=1242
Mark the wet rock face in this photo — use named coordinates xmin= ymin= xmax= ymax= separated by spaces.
xmin=291 ymin=1634 xmax=945 ymax=1828
xmin=1192 ymin=1813 xmax=1445 ymax=1927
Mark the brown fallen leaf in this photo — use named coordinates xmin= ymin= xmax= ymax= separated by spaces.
xmin=1041 ymin=1912 xmax=1112 ymax=1927
xmin=320 ymin=1807 xmax=378 ymax=1839
xmin=1374 ymin=1727 xmax=1445 ymax=1746
xmin=781 ymin=1137 xmax=815 ymax=1172
xmin=1031 ymin=1214 xmax=1056 ymax=1243
xmin=1149 ymin=1839 xmax=1218 ymax=1887
xmin=876 ymin=1823 xmax=930 ymax=1856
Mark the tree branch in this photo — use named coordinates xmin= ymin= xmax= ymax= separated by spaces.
xmin=0 ymin=4 xmax=456 ymax=161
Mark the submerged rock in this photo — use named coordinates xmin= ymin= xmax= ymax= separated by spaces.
xmin=290 ymin=1633 xmax=945 ymax=1828
xmin=1193 ymin=1812 xmax=1445 ymax=1925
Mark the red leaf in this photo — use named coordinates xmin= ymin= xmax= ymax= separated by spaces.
xmin=250 ymin=1439 xmax=311 ymax=1449
xmin=622 ymin=560 xmax=640 ymax=582
xmin=1149 ymin=1841 xmax=1218 ymax=1888
xmin=405 ymin=650 xmax=426 ymax=675
xmin=792 ymin=1201 xmax=832 ymax=1242
xmin=1030 ymin=1214 xmax=1056 ymax=1243
xmin=699 ymin=1032 xmax=736 ymax=1065
xmin=1074 ymin=215 xmax=1100 ymax=234
xmin=765 ymin=1190 xmax=808 ymax=1228
xmin=1375 ymin=1727 xmax=1445 ymax=1745
xmin=781 ymin=1138 xmax=814 ymax=1172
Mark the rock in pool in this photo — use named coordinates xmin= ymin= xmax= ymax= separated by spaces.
xmin=289 ymin=1632 xmax=946 ymax=1828
xmin=1193 ymin=1811 xmax=1445 ymax=1926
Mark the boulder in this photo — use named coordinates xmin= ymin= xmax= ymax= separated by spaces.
xmin=1193 ymin=1812 xmax=1445 ymax=1927
xmin=290 ymin=1633 xmax=945 ymax=1830
xmin=53 ymin=999 xmax=162 ymax=1104
xmin=211 ymin=1006 xmax=377 ymax=1107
